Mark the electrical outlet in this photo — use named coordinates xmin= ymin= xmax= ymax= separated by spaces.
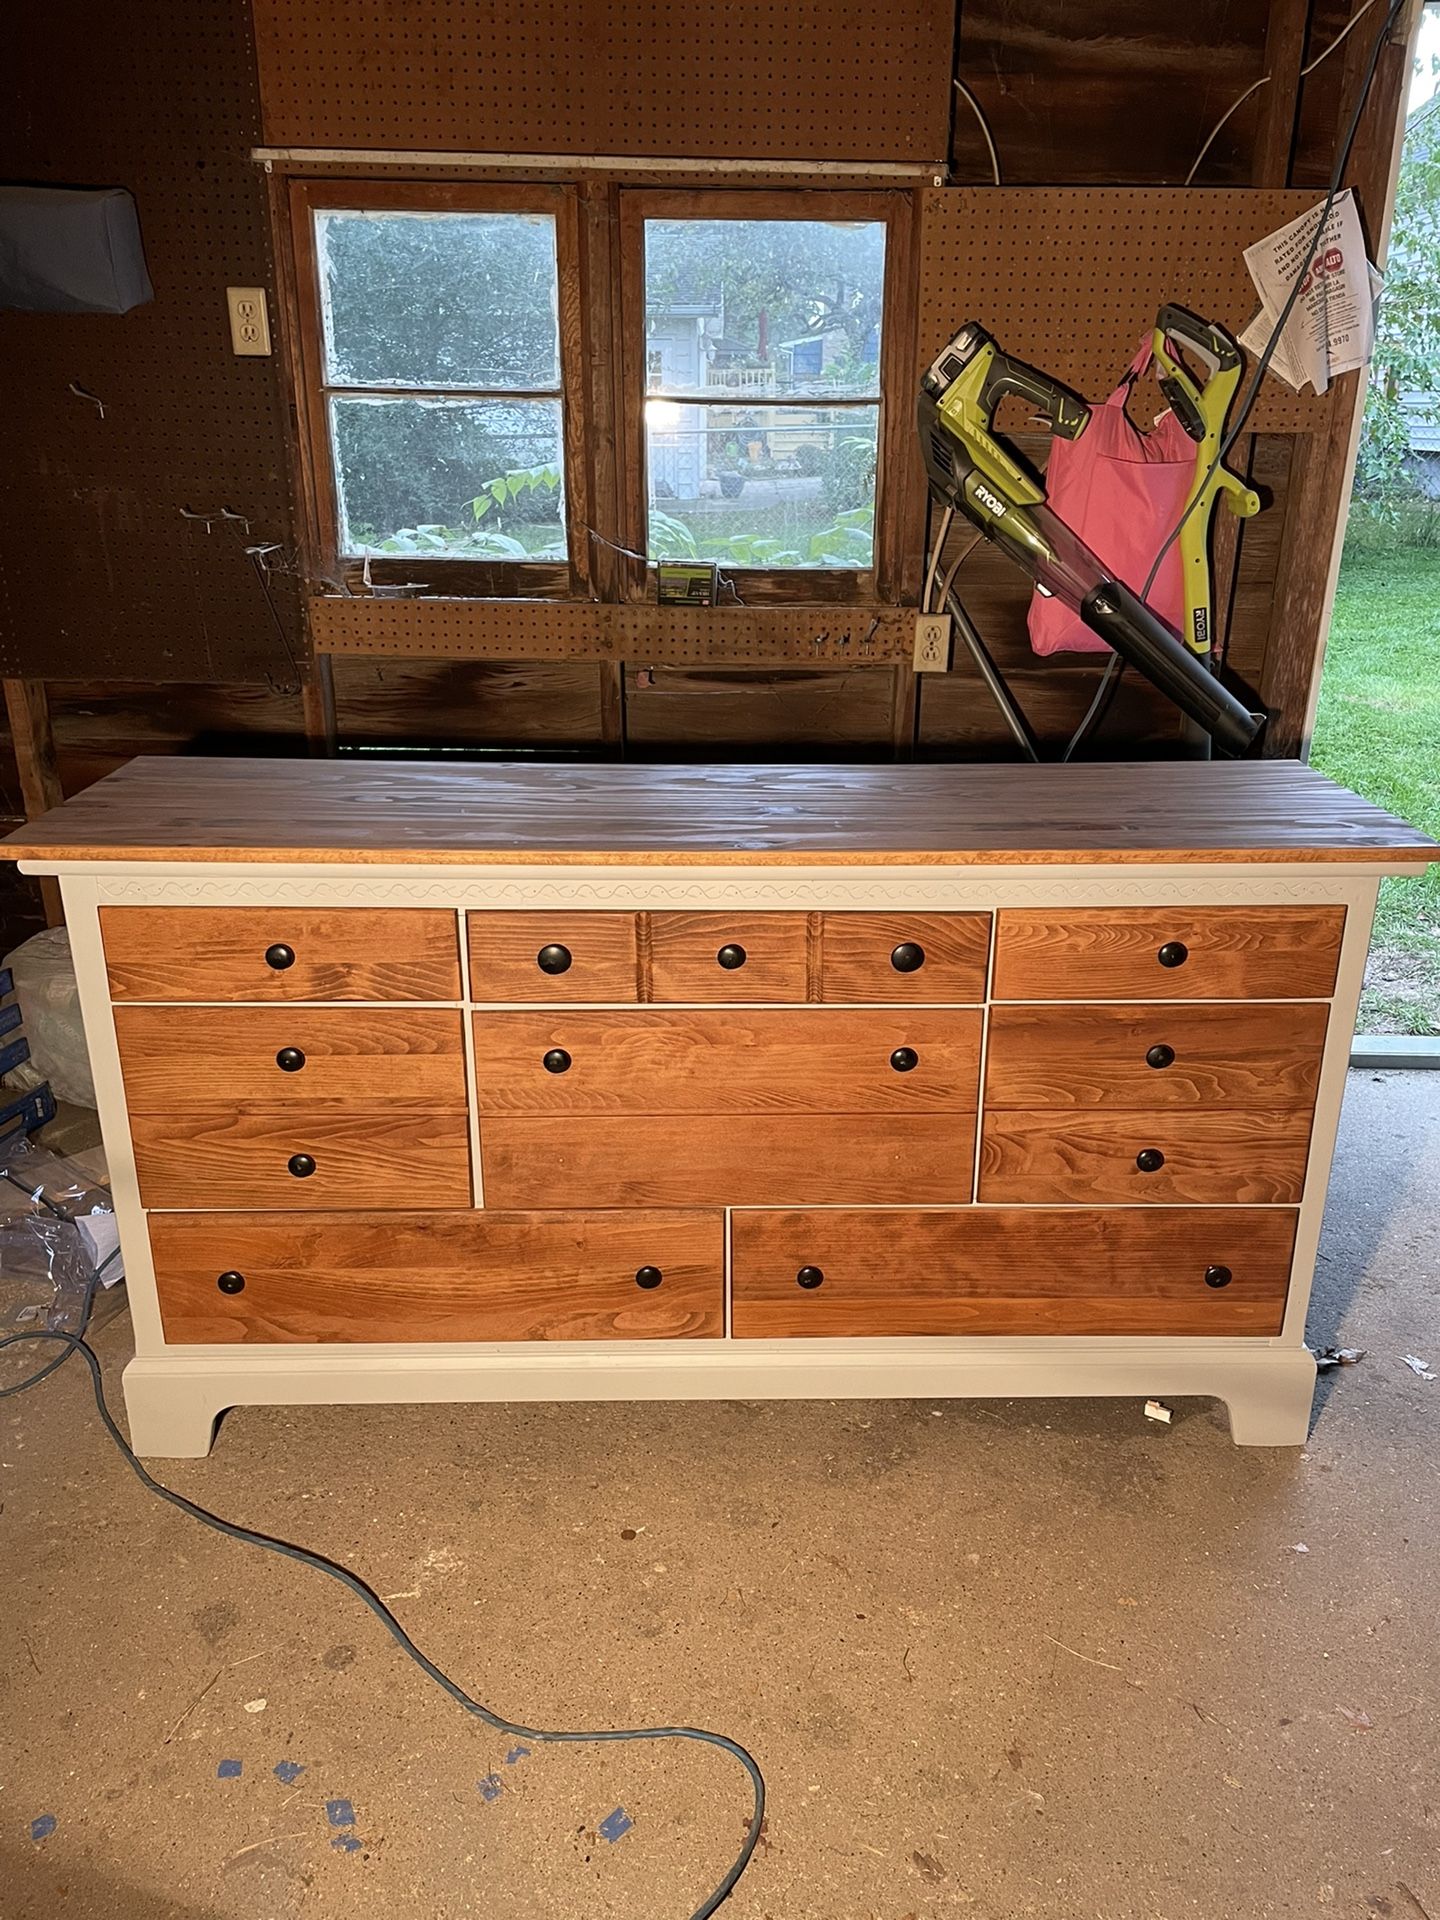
xmin=226 ymin=287 xmax=272 ymax=356
xmin=913 ymin=611 xmax=953 ymax=673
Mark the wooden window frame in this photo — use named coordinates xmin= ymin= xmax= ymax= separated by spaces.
xmin=286 ymin=178 xmax=592 ymax=599
xmin=616 ymin=187 xmax=917 ymax=607
xmin=283 ymin=179 xmax=921 ymax=610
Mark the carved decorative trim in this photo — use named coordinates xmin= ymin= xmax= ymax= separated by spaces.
xmin=94 ymin=870 xmax=1372 ymax=912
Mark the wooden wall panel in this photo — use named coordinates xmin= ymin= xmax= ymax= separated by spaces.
xmin=622 ymin=668 xmax=895 ymax=757
xmin=950 ymin=2 xmax=1269 ymax=184
xmin=0 ymin=1 xmax=300 ymax=684
xmin=329 ymin=661 xmax=606 ymax=749
xmin=1225 ymin=436 xmax=1295 ymax=687
xmin=48 ymin=683 xmax=305 ymax=795
xmin=253 ymin=0 xmax=954 ymax=163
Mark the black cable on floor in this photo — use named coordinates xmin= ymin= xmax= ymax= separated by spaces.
xmin=0 ymin=1328 xmax=765 ymax=1918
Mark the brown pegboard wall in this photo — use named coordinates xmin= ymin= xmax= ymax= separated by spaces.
xmin=0 ymin=0 xmax=301 ymax=683
xmin=252 ymin=0 xmax=953 ymax=163
xmin=918 ymin=190 xmax=1335 ymax=437
xmin=310 ymin=597 xmax=916 ymax=666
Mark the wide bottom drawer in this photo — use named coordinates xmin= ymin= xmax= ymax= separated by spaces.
xmin=481 ymin=1113 xmax=977 ymax=1207
xmin=731 ymin=1208 xmax=1296 ymax=1337
xmin=150 ymin=1211 xmax=723 ymax=1344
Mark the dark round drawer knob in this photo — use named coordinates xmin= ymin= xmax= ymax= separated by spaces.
xmin=275 ymin=1046 xmax=306 ymax=1073
xmin=537 ymin=943 xmax=572 ymax=976
xmin=287 ymin=1153 xmax=316 ymax=1179
xmin=216 ymin=1270 xmax=246 ymax=1295
xmin=1145 ymin=1043 xmax=1175 ymax=1070
xmin=716 ymin=943 xmax=747 ymax=971
xmin=796 ymin=1265 xmax=825 ymax=1290
xmin=1204 ymin=1265 xmax=1234 ymax=1289
xmin=890 ymin=941 xmax=926 ymax=974
xmin=264 ymin=942 xmax=296 ymax=971
xmin=542 ymin=1047 xmax=572 ymax=1074
xmin=890 ymin=1046 xmax=919 ymax=1073
xmin=635 ymin=1266 xmax=663 ymax=1290
xmin=1135 ymin=1148 xmax=1166 ymax=1173
xmin=1157 ymin=940 xmax=1189 ymax=969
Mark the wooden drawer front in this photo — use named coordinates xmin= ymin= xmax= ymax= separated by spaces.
xmin=468 ymin=911 xmax=637 ymax=1003
xmin=482 ymin=1113 xmax=976 ymax=1208
xmin=472 ymin=1008 xmax=982 ymax=1114
xmin=731 ymin=1207 xmax=1295 ymax=1338
xmin=979 ymin=1109 xmax=1313 ymax=1205
xmin=820 ymin=912 xmax=990 ymax=1003
xmin=132 ymin=1106 xmax=472 ymax=1211
xmin=649 ymin=913 xmax=808 ymax=1003
xmin=102 ymin=907 xmax=460 ymax=1002
xmin=114 ymin=1007 xmax=467 ymax=1111
xmin=150 ymin=1210 xmax=723 ymax=1344
xmin=984 ymin=1002 xmax=1328 ymax=1110
xmin=992 ymin=907 xmax=1346 ymax=1002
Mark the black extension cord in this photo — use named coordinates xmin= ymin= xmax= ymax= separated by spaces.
xmin=0 ymin=1327 xmax=765 ymax=1918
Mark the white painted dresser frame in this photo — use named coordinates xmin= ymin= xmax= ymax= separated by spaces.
xmin=35 ymin=854 xmax=1392 ymax=1457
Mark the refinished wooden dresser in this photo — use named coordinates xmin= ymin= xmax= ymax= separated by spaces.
xmin=5 ymin=757 xmax=1434 ymax=1455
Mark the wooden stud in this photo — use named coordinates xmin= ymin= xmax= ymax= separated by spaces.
xmin=1253 ymin=0 xmax=1312 ymax=187
xmin=598 ymin=662 xmax=625 ymax=751
xmin=891 ymin=661 xmax=919 ymax=760
xmin=3 ymin=679 xmax=63 ymax=924
xmin=301 ymin=654 xmax=338 ymax=756
xmin=1261 ymin=2 xmax=1420 ymax=753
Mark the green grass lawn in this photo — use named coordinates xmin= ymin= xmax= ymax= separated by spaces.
xmin=1309 ymin=543 xmax=1440 ymax=1034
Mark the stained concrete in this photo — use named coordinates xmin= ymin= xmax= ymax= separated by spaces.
xmin=2 ymin=1068 xmax=1437 ymax=1920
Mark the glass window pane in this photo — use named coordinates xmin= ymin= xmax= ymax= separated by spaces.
xmin=645 ymin=403 xmax=877 ymax=569
xmin=317 ymin=210 xmax=560 ymax=391
xmin=644 ymin=219 xmax=884 ymax=401
xmin=330 ymin=397 xmax=565 ymax=559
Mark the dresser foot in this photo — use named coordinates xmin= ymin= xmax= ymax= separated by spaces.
xmin=1219 ymin=1351 xmax=1317 ymax=1446
xmin=122 ymin=1362 xmax=222 ymax=1458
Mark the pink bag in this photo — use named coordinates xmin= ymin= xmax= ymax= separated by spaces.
xmin=1027 ymin=342 xmax=1196 ymax=656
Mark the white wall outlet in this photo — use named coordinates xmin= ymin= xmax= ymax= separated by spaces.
xmin=913 ymin=611 xmax=953 ymax=673
xmin=226 ymin=287 xmax=272 ymax=356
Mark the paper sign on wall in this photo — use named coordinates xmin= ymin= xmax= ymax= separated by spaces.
xmin=1240 ymin=189 xmax=1380 ymax=394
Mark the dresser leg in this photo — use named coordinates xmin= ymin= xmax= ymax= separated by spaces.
xmin=121 ymin=1363 xmax=222 ymax=1459
xmin=1220 ymin=1352 xmax=1317 ymax=1446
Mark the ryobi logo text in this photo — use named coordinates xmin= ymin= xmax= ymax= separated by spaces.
xmin=972 ymin=482 xmax=1007 ymax=519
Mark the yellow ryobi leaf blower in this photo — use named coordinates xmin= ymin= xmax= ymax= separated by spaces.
xmin=917 ymin=317 xmax=1264 ymax=756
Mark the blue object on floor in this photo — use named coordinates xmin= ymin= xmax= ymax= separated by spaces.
xmin=326 ymin=1798 xmax=356 ymax=1828
xmin=599 ymin=1807 xmax=633 ymax=1843
xmin=29 ymin=1814 xmax=57 ymax=1843
xmin=216 ymin=1759 xmax=242 ymax=1780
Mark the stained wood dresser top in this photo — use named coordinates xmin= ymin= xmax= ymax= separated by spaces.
xmin=3 ymin=757 xmax=1434 ymax=868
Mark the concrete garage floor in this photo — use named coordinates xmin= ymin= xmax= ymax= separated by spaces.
xmin=2 ymin=1070 xmax=1437 ymax=1920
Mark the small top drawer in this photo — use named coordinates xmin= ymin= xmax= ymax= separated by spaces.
xmin=102 ymin=907 xmax=461 ymax=1003
xmin=469 ymin=912 xmax=638 ymax=1002
xmin=992 ymin=907 xmax=1346 ymax=1002
xmin=820 ymin=912 xmax=989 ymax=1002
xmin=649 ymin=913 xmax=808 ymax=1003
